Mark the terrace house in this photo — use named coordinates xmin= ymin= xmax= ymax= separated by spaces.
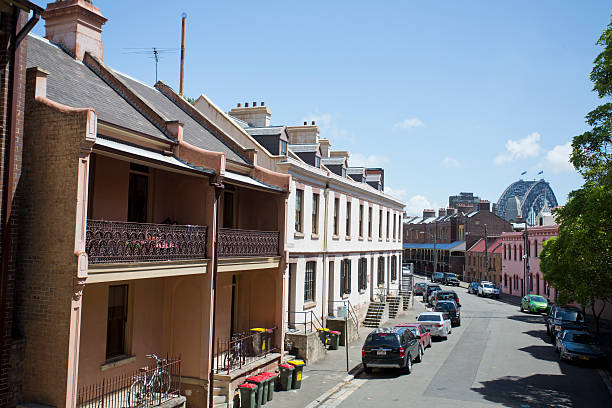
xmin=16 ymin=2 xmax=289 ymax=407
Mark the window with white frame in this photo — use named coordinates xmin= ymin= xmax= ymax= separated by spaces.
xmin=304 ymin=261 xmax=316 ymax=302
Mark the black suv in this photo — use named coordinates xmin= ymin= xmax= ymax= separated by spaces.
xmin=362 ymin=327 xmax=421 ymax=374
xmin=423 ymin=284 xmax=442 ymax=303
xmin=435 ymin=300 xmax=461 ymax=326
xmin=443 ymin=273 xmax=460 ymax=286
xmin=545 ymin=305 xmax=586 ymax=342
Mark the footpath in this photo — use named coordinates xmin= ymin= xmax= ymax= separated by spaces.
xmin=267 ymin=279 xmax=428 ymax=408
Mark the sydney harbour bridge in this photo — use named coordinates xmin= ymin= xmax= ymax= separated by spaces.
xmin=495 ymin=179 xmax=558 ymax=224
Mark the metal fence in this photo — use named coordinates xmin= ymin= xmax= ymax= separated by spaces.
xmin=286 ymin=310 xmax=324 ymax=334
xmin=77 ymin=356 xmax=181 ymax=408
xmin=214 ymin=328 xmax=278 ymax=374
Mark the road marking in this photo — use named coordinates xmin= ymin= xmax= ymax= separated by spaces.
xmin=597 ymin=367 xmax=612 ymax=397
xmin=303 ymin=373 xmax=364 ymax=408
xmin=317 ymin=378 xmax=368 ymax=408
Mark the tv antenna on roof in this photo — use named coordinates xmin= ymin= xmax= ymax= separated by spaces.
xmin=122 ymin=47 xmax=179 ymax=83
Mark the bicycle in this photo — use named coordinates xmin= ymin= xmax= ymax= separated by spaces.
xmin=128 ymin=354 xmax=171 ymax=407
xmin=223 ymin=334 xmax=245 ymax=370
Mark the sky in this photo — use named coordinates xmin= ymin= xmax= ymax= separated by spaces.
xmin=33 ymin=1 xmax=611 ymax=215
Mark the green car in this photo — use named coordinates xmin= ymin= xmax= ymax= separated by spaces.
xmin=520 ymin=295 xmax=549 ymax=314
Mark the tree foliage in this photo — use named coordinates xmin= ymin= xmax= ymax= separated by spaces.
xmin=540 ymin=15 xmax=612 ymax=335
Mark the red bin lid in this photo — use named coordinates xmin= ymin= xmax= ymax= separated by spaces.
xmin=330 ymin=331 xmax=341 ymax=334
xmin=239 ymin=383 xmax=257 ymax=389
xmin=246 ymin=375 xmax=263 ymax=383
xmin=279 ymin=363 xmax=294 ymax=369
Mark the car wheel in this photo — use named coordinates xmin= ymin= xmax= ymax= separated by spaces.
xmin=427 ymin=338 xmax=432 ymax=349
xmin=520 ymin=304 xmax=524 ymax=312
xmin=404 ymin=355 xmax=412 ymax=374
xmin=457 ymin=319 xmax=461 ymax=327
xmin=546 ymin=326 xmax=550 ymax=335
xmin=415 ymin=345 xmax=423 ymax=363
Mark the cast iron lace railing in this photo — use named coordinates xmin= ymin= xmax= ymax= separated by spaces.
xmin=218 ymin=228 xmax=279 ymax=258
xmin=86 ymin=220 xmax=207 ymax=264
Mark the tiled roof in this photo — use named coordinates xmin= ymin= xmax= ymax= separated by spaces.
xmin=27 ymin=35 xmax=168 ymax=141
xmin=468 ymin=238 xmax=503 ymax=253
xmin=113 ymin=71 xmax=248 ymax=164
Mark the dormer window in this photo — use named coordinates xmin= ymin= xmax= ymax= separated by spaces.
xmin=280 ymin=140 xmax=287 ymax=156
xmin=315 ymin=156 xmax=321 ymax=168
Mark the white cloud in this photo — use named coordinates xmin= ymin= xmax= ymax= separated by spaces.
xmin=542 ymin=142 xmax=574 ymax=174
xmin=404 ymin=195 xmax=432 ymax=217
xmin=393 ymin=117 xmax=424 ymax=131
xmin=385 ymin=186 xmax=408 ymax=202
xmin=303 ymin=112 xmax=353 ymax=141
xmin=494 ymin=132 xmax=541 ymax=165
xmin=350 ymin=153 xmax=390 ymax=168
xmin=441 ymin=156 xmax=461 ymax=168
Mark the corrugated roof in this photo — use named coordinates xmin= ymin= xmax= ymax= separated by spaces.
xmin=27 ymin=35 xmax=168 ymax=142
xmin=403 ymin=241 xmax=466 ymax=251
xmin=113 ymin=70 xmax=248 ymax=165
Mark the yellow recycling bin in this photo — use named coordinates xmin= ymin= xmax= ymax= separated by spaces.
xmin=287 ymin=360 xmax=306 ymax=389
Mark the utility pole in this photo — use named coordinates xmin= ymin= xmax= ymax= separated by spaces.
xmin=525 ymin=221 xmax=530 ymax=296
xmin=433 ymin=221 xmax=438 ymax=275
xmin=484 ymin=224 xmax=489 ymax=282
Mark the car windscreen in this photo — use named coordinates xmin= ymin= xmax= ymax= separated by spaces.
xmin=567 ymin=333 xmax=598 ymax=345
xmin=407 ymin=328 xmax=418 ymax=335
xmin=556 ymin=310 xmax=584 ymax=322
xmin=438 ymin=293 xmax=455 ymax=300
xmin=365 ymin=333 xmax=400 ymax=347
xmin=417 ymin=315 xmax=441 ymax=322
xmin=416 ymin=283 xmax=427 ymax=288
xmin=530 ymin=296 xmax=547 ymax=303
xmin=445 ymin=274 xmax=457 ymax=278
xmin=435 ymin=302 xmax=456 ymax=312
xmin=483 ymin=284 xmax=494 ymax=289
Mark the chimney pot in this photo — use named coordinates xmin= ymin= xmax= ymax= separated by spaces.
xmin=311 ymin=121 xmax=315 ymax=125
xmin=237 ymin=103 xmax=241 ymax=107
xmin=245 ymin=102 xmax=249 ymax=107
xmin=261 ymin=101 xmax=265 ymax=106
xmin=303 ymin=121 xmax=307 ymax=125
xmin=253 ymin=102 xmax=257 ymax=107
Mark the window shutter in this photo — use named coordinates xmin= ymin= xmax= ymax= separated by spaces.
xmin=340 ymin=260 xmax=345 ymax=297
xmin=347 ymin=260 xmax=352 ymax=294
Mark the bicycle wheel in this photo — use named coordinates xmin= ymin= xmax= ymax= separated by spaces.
xmin=158 ymin=370 xmax=171 ymax=394
xmin=128 ymin=380 xmax=146 ymax=407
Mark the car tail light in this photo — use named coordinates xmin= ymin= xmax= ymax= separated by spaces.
xmin=399 ymin=347 xmax=405 ymax=357
xmin=436 ymin=323 xmax=443 ymax=327
xmin=361 ymin=348 xmax=365 ymax=358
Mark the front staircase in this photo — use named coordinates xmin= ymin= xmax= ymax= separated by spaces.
xmin=387 ymin=296 xmax=402 ymax=318
xmin=400 ymin=268 xmax=413 ymax=311
xmin=362 ymin=301 xmax=388 ymax=327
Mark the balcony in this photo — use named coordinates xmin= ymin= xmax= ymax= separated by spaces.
xmin=218 ymin=228 xmax=279 ymax=258
xmin=86 ymin=220 xmax=208 ymax=264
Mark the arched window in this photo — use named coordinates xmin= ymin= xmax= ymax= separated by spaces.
xmin=530 ymin=273 xmax=533 ymax=291
xmin=536 ymin=274 xmax=540 ymax=294
xmin=514 ymin=245 xmax=517 ymax=260
xmin=504 ymin=274 xmax=508 ymax=287
xmin=519 ymin=245 xmax=523 ymax=259
xmin=534 ymin=240 xmax=538 ymax=257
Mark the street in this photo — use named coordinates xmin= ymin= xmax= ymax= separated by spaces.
xmin=279 ymin=278 xmax=612 ymax=408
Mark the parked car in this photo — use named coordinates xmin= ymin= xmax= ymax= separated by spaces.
xmin=431 ymin=272 xmax=444 ymax=283
xmin=520 ymin=294 xmax=549 ymax=314
xmin=417 ymin=312 xmax=451 ymax=339
xmin=423 ymin=284 xmax=441 ymax=303
xmin=546 ymin=306 xmax=586 ymax=341
xmin=434 ymin=300 xmax=461 ymax=326
xmin=467 ymin=282 xmax=480 ymax=294
xmin=413 ymin=282 xmax=427 ymax=296
xmin=443 ymin=273 xmax=460 ymax=286
xmin=555 ymin=329 xmax=604 ymax=364
xmin=361 ymin=327 xmax=421 ymax=374
xmin=395 ymin=323 xmax=432 ymax=351
xmin=432 ymin=290 xmax=461 ymax=308
xmin=477 ymin=282 xmax=500 ymax=298
xmin=427 ymin=286 xmax=444 ymax=305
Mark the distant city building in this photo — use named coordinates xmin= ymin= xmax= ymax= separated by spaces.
xmin=495 ymin=179 xmax=558 ymax=225
xmin=448 ymin=192 xmax=481 ymax=211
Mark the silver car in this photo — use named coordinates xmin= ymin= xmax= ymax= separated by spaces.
xmin=417 ymin=312 xmax=452 ymax=339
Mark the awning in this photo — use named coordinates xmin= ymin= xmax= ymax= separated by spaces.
xmin=94 ymin=137 xmax=213 ymax=176
xmin=403 ymin=241 xmax=466 ymax=251
xmin=223 ymin=171 xmax=285 ymax=193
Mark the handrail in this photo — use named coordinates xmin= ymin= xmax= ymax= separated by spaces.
xmin=286 ymin=310 xmax=323 ymax=334
xmin=328 ymin=300 xmax=359 ymax=333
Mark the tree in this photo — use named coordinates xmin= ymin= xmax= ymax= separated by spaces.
xmin=540 ymin=16 xmax=612 ymax=336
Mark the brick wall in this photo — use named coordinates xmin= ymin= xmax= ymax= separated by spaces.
xmin=14 ymin=69 xmax=92 ymax=407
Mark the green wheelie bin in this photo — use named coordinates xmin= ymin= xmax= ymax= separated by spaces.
xmin=328 ymin=331 xmax=340 ymax=350
xmin=287 ymin=360 xmax=306 ymax=389
xmin=238 ymin=383 xmax=257 ymax=408
xmin=317 ymin=327 xmax=330 ymax=347
xmin=277 ymin=363 xmax=294 ymax=391
xmin=246 ymin=375 xmax=265 ymax=407
xmin=261 ymin=372 xmax=276 ymax=402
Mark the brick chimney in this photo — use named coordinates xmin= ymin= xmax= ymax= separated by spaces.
xmin=423 ymin=209 xmax=435 ymax=218
xmin=319 ymin=139 xmax=331 ymax=158
xmin=478 ymin=200 xmax=490 ymax=212
xmin=42 ymin=0 xmax=107 ymax=61
xmin=438 ymin=208 xmax=446 ymax=217
xmin=228 ymin=102 xmax=271 ymax=127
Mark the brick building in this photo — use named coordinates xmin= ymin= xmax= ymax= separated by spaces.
xmin=465 ymin=237 xmax=503 ymax=285
xmin=403 ymin=201 xmax=512 ymax=279
xmin=0 ymin=1 xmax=42 ymax=407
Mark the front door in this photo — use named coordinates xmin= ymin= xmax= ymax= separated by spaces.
xmin=328 ymin=260 xmax=334 ymax=316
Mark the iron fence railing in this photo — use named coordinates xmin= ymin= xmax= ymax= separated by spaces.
xmin=77 ymin=356 xmax=181 ymax=408
xmin=218 ymin=228 xmax=279 ymax=258
xmin=86 ymin=220 xmax=207 ymax=264
xmin=286 ymin=310 xmax=324 ymax=334
xmin=213 ymin=328 xmax=278 ymax=374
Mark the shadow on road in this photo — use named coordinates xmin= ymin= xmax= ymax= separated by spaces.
xmin=471 ymin=373 xmax=584 ymax=408
xmin=523 ymin=329 xmax=550 ymax=342
xmin=518 ymin=345 xmax=559 ymax=362
xmin=355 ymin=368 xmax=406 ymax=380
xmin=507 ymin=314 xmax=546 ymax=324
